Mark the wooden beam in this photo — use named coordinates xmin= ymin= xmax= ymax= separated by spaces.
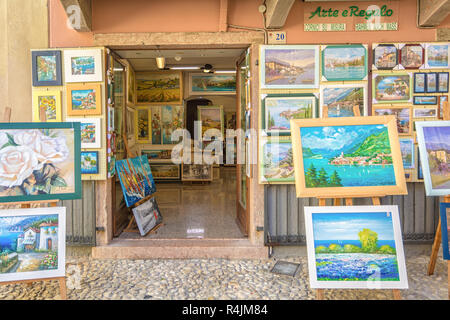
xmin=265 ymin=0 xmax=295 ymax=29
xmin=219 ymin=0 xmax=228 ymax=32
xmin=59 ymin=0 xmax=92 ymax=32
xmin=418 ymin=0 xmax=450 ymax=27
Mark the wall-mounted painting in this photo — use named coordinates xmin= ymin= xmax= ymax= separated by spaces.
xmin=127 ymin=66 xmax=136 ymax=105
xmin=416 ymin=121 xmax=450 ymax=196
xmin=32 ymin=91 xmax=62 ymax=122
xmin=373 ymin=73 xmax=412 ymax=104
xmin=189 ymin=73 xmax=236 ymax=95
xmin=150 ymin=163 xmax=181 ymax=180
xmin=373 ymin=44 xmax=398 ymax=70
xmin=132 ymin=197 xmax=163 ymax=236
xmin=399 ymin=44 xmax=424 ymax=69
xmin=0 ymin=122 xmax=81 ymax=202
xmin=438 ymin=95 xmax=448 ymax=119
xmin=63 ymin=48 xmax=103 ymax=83
xmin=417 ymin=145 xmax=424 ymax=181
xmin=116 ymin=155 xmax=157 ymax=207
xmin=147 ymin=106 xmax=184 ymax=145
xmin=197 ymin=105 xmax=224 ymax=141
xmin=136 ymin=71 xmax=183 ymax=105
xmin=126 ymin=107 xmax=135 ymax=141
xmin=426 ymin=72 xmax=438 ymax=93
xmin=260 ymin=45 xmax=319 ymax=89
xmin=290 ymin=116 xmax=406 ymax=198
xmin=66 ymin=117 xmax=101 ymax=149
xmin=413 ymin=73 xmax=426 ymax=93
xmin=261 ymin=93 xmax=316 ymax=135
xmin=66 ymin=84 xmax=102 ymax=116
xmin=413 ymin=96 xmax=437 ymax=105
xmin=372 ymin=106 xmax=412 ymax=135
xmin=260 ymin=138 xmax=294 ymax=184
xmin=0 ymin=207 xmax=66 ymax=282
xmin=31 ymin=51 xmax=62 ymax=86
xmin=80 ymin=151 xmax=99 ymax=175
xmin=181 ymin=164 xmax=213 ymax=182
xmin=438 ymin=72 xmax=449 ymax=93
xmin=304 ymin=205 xmax=408 ymax=289
xmin=319 ymin=84 xmax=367 ymax=118
xmin=322 ymin=44 xmax=367 ymax=81
xmin=399 ymin=138 xmax=414 ymax=169
xmin=439 ymin=202 xmax=450 ymax=260
xmin=413 ymin=107 xmax=437 ymax=118
xmin=135 ymin=107 xmax=150 ymax=143
xmin=425 ymin=43 xmax=449 ymax=69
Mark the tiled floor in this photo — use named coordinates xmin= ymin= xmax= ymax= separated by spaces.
xmin=118 ymin=167 xmax=245 ymax=240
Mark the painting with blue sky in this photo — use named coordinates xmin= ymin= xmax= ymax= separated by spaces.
xmin=321 ymin=86 xmax=365 ymax=117
xmin=322 ymin=45 xmax=367 ymax=81
xmin=261 ymin=140 xmax=294 ymax=183
xmin=399 ymin=138 xmax=414 ymax=169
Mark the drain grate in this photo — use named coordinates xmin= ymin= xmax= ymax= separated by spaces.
xmin=270 ymin=261 xmax=301 ymax=277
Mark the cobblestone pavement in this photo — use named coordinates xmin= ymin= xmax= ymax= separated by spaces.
xmin=0 ymin=254 xmax=447 ymax=300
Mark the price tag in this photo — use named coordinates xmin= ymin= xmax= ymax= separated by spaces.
xmin=267 ymin=31 xmax=286 ymax=44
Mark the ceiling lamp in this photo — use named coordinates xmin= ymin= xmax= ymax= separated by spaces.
xmin=202 ymin=64 xmax=213 ymax=73
xmin=156 ymin=57 xmax=166 ymax=69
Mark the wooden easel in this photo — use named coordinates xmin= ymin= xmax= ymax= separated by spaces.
xmin=315 ymin=196 xmax=402 ymax=300
xmin=123 ymin=194 xmax=163 ymax=235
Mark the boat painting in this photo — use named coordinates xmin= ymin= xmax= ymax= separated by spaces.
xmin=320 ymin=85 xmax=366 ymax=118
xmin=322 ymin=45 xmax=367 ymax=81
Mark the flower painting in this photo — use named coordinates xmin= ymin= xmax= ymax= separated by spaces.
xmin=66 ymin=84 xmax=102 ymax=116
xmin=31 ymin=51 xmax=62 ymax=86
xmin=304 ymin=205 xmax=408 ymax=289
xmin=136 ymin=107 xmax=150 ymax=143
xmin=373 ymin=73 xmax=411 ymax=103
xmin=320 ymin=85 xmax=366 ymax=118
xmin=0 ymin=123 xmax=81 ymax=203
xmin=373 ymin=44 xmax=397 ymax=70
xmin=80 ymin=151 xmax=99 ymax=175
xmin=399 ymin=138 xmax=414 ymax=169
xmin=373 ymin=106 xmax=412 ymax=135
xmin=261 ymin=139 xmax=294 ymax=184
xmin=32 ymin=91 xmax=62 ymax=123
xmin=400 ymin=44 xmax=424 ymax=69
xmin=136 ymin=71 xmax=182 ymax=104
xmin=0 ymin=207 xmax=66 ymax=282
xmin=426 ymin=44 xmax=449 ymax=68
xmin=322 ymin=45 xmax=367 ymax=81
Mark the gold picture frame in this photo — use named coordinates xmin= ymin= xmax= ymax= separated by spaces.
xmin=32 ymin=90 xmax=62 ymax=122
xmin=136 ymin=71 xmax=183 ymax=105
xmin=66 ymin=83 xmax=102 ymax=116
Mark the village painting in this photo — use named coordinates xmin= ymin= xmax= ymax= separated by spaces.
xmin=400 ymin=44 xmax=424 ymax=69
xmin=261 ymin=140 xmax=294 ymax=183
xmin=373 ymin=44 xmax=398 ymax=70
xmin=373 ymin=107 xmax=412 ymax=135
xmin=71 ymin=89 xmax=97 ymax=111
xmin=37 ymin=55 xmax=57 ymax=82
xmin=71 ymin=56 xmax=95 ymax=75
xmin=373 ymin=74 xmax=411 ymax=103
xmin=320 ymin=85 xmax=365 ymax=118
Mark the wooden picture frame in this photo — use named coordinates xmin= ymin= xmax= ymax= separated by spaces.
xmin=197 ymin=105 xmax=224 ymax=141
xmin=290 ymin=116 xmax=407 ymax=198
xmin=63 ymin=48 xmax=103 ymax=83
xmin=66 ymin=84 xmax=102 ymax=116
xmin=66 ymin=117 xmax=102 ymax=149
xmin=31 ymin=50 xmax=62 ymax=86
xmin=32 ymin=90 xmax=62 ymax=122
xmin=319 ymin=84 xmax=367 ymax=118
xmin=188 ymin=73 xmax=236 ymax=95
xmin=136 ymin=71 xmax=183 ymax=105
xmin=372 ymin=105 xmax=413 ymax=136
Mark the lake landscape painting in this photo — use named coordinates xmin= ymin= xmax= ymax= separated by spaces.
xmin=399 ymin=138 xmax=414 ymax=169
xmin=190 ymin=74 xmax=236 ymax=95
xmin=426 ymin=44 xmax=449 ymax=68
xmin=320 ymin=85 xmax=366 ymax=118
xmin=373 ymin=73 xmax=411 ymax=103
xmin=261 ymin=140 xmax=294 ymax=183
xmin=373 ymin=107 xmax=412 ymax=135
xmin=322 ymin=45 xmax=367 ymax=81
xmin=304 ymin=205 xmax=408 ymax=289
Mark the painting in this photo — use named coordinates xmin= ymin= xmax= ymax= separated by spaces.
xmin=136 ymin=71 xmax=183 ymax=104
xmin=322 ymin=44 xmax=367 ymax=81
xmin=260 ymin=139 xmax=294 ymax=184
xmin=416 ymin=121 xmax=450 ymax=196
xmin=425 ymin=43 xmax=449 ymax=69
xmin=439 ymin=202 xmax=450 ymax=260
xmin=135 ymin=107 xmax=150 ymax=143
xmin=31 ymin=51 xmax=62 ymax=86
xmin=148 ymin=106 xmax=184 ymax=145
xmin=262 ymin=94 xmax=316 ymax=135
xmin=0 ymin=122 xmax=81 ymax=203
xmin=132 ymin=197 xmax=163 ymax=236
xmin=80 ymin=151 xmax=99 ymax=175
xmin=413 ymin=107 xmax=437 ymax=118
xmin=32 ymin=91 xmax=62 ymax=122
xmin=127 ymin=66 xmax=136 ymax=105
xmin=399 ymin=138 xmax=414 ymax=169
xmin=319 ymin=84 xmax=367 ymax=118
xmin=66 ymin=117 xmax=101 ymax=149
xmin=438 ymin=72 xmax=449 ymax=93
xmin=0 ymin=207 xmax=66 ymax=282
xmin=66 ymin=84 xmax=102 ymax=116
xmin=198 ymin=106 xmax=224 ymax=141
xmin=417 ymin=145 xmax=424 ymax=180
xmin=373 ymin=73 xmax=411 ymax=104
xmin=260 ymin=45 xmax=319 ymax=89
xmin=399 ymin=44 xmax=424 ymax=69
xmin=290 ymin=116 xmax=406 ymax=198
xmin=115 ymin=156 xmax=157 ymax=207
xmin=304 ymin=205 xmax=408 ymax=289
xmin=413 ymin=96 xmax=437 ymax=105
xmin=413 ymin=73 xmax=426 ymax=93
xmin=372 ymin=106 xmax=412 ymax=135
xmin=141 ymin=148 xmax=172 ymax=162
xmin=182 ymin=164 xmax=213 ymax=181
xmin=63 ymin=49 xmax=103 ymax=83
xmin=373 ymin=44 xmax=398 ymax=70
xmin=150 ymin=163 xmax=181 ymax=180
xmin=225 ymin=112 xmax=237 ymax=131
xmin=426 ymin=72 xmax=437 ymax=93
xmin=189 ymin=73 xmax=236 ymax=95
xmin=438 ymin=96 xmax=448 ymax=119
xmin=126 ymin=107 xmax=135 ymax=139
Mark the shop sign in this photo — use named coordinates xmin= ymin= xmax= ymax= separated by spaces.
xmin=304 ymin=1 xmax=399 ymax=32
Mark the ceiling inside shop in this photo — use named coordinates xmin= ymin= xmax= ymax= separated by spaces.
xmin=114 ymin=48 xmax=246 ymax=72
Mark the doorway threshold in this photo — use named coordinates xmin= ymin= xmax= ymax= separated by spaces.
xmin=91 ymin=238 xmax=267 ymax=260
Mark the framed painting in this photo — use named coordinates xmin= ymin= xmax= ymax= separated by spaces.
xmin=260 ymin=45 xmax=319 ymax=89
xmin=150 ymin=163 xmax=181 ymax=180
xmin=290 ymin=116 xmax=407 ymax=198
xmin=260 ymin=138 xmax=294 ymax=184
xmin=416 ymin=121 xmax=450 ymax=196
xmin=399 ymin=138 xmax=414 ymax=169
xmin=80 ymin=151 xmax=99 ymax=174
xmin=0 ymin=207 xmax=66 ymax=282
xmin=372 ymin=106 xmax=412 ymax=136
xmin=425 ymin=43 xmax=449 ymax=69
xmin=115 ymin=155 xmax=157 ymax=207
xmin=32 ymin=90 xmax=62 ymax=122
xmin=141 ymin=148 xmax=173 ymax=162
xmin=197 ymin=105 xmax=224 ymax=141
xmin=319 ymin=84 xmax=367 ymax=118
xmin=399 ymin=44 xmax=424 ymax=69
xmin=66 ymin=84 xmax=102 ymax=116
xmin=416 ymin=145 xmax=424 ymax=181
xmin=66 ymin=117 xmax=101 ymax=149
xmin=438 ymin=72 xmax=449 ymax=93
xmin=304 ymin=205 xmax=408 ymax=289
xmin=373 ymin=44 xmax=398 ymax=70
xmin=127 ymin=66 xmax=136 ymax=105
xmin=0 ymin=122 xmax=81 ymax=202
xmin=225 ymin=112 xmax=237 ymax=130
xmin=31 ymin=51 xmax=62 ymax=86
xmin=136 ymin=71 xmax=183 ymax=105
xmin=126 ymin=107 xmax=135 ymax=140
xmin=181 ymin=164 xmax=213 ymax=182
xmin=63 ymin=48 xmax=103 ymax=83
xmin=261 ymin=93 xmax=316 ymax=135
xmin=372 ymin=73 xmax=412 ymax=104
xmin=413 ymin=96 xmax=437 ymax=105
xmin=426 ymin=72 xmax=438 ymax=93
xmin=322 ymin=44 xmax=368 ymax=81
xmin=438 ymin=95 xmax=448 ymax=119
xmin=189 ymin=73 xmax=236 ymax=95
xmin=412 ymin=107 xmax=437 ymax=118
xmin=135 ymin=107 xmax=150 ymax=144
xmin=162 ymin=105 xmax=184 ymax=145
xmin=132 ymin=197 xmax=163 ymax=236
xmin=413 ymin=72 xmax=426 ymax=93
xmin=439 ymin=202 xmax=450 ymax=260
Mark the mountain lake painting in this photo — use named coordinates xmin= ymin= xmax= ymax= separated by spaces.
xmin=261 ymin=140 xmax=294 ymax=183
xmin=373 ymin=74 xmax=411 ymax=103
xmin=304 ymin=206 xmax=408 ymax=289
xmin=322 ymin=45 xmax=367 ymax=81
xmin=426 ymin=44 xmax=449 ymax=68
xmin=320 ymin=85 xmax=365 ymax=118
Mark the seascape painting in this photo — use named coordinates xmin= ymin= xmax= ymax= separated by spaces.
xmin=414 ymin=96 xmax=437 ymax=105
xmin=190 ymin=74 xmax=236 ymax=95
xmin=304 ymin=206 xmax=408 ymax=289
xmin=322 ymin=45 xmax=367 ymax=81
xmin=320 ymin=85 xmax=365 ymax=118
xmin=80 ymin=151 xmax=99 ymax=175
xmin=426 ymin=44 xmax=449 ymax=68
xmin=32 ymin=51 xmax=62 ymax=86
xmin=66 ymin=84 xmax=101 ymax=116
xmin=136 ymin=72 xmax=182 ymax=104
xmin=399 ymin=138 xmax=414 ymax=169
xmin=373 ymin=74 xmax=411 ymax=103
xmin=71 ymin=56 xmax=95 ymax=75
xmin=72 ymin=90 xmax=96 ymax=110
xmin=373 ymin=107 xmax=411 ymax=135
xmin=64 ymin=49 xmax=102 ymax=83
xmin=400 ymin=44 xmax=424 ymax=69
xmin=373 ymin=44 xmax=397 ymax=70
xmin=261 ymin=140 xmax=294 ymax=183
xmin=439 ymin=203 xmax=450 ymax=260
xmin=413 ymin=107 xmax=437 ymax=118
xmin=261 ymin=45 xmax=319 ymax=89
xmin=132 ymin=197 xmax=163 ymax=236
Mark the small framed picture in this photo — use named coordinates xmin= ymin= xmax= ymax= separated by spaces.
xmin=438 ymin=72 xmax=449 ymax=93
xmin=80 ymin=151 xmax=99 ymax=175
xmin=66 ymin=84 xmax=102 ymax=116
xmin=438 ymin=95 xmax=448 ymax=119
xmin=32 ymin=90 xmax=62 ymax=122
xmin=64 ymin=49 xmax=103 ymax=83
xmin=399 ymin=44 xmax=424 ymax=69
xmin=413 ymin=96 xmax=438 ymax=105
xmin=373 ymin=44 xmax=398 ymax=70
xmin=66 ymin=117 xmax=102 ymax=149
xmin=426 ymin=73 xmax=437 ymax=93
xmin=31 ymin=50 xmax=62 ymax=86
xmin=413 ymin=107 xmax=437 ymax=118
xmin=414 ymin=73 xmax=426 ymax=93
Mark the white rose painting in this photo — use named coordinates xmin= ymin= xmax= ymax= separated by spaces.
xmin=0 ymin=123 xmax=81 ymax=202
